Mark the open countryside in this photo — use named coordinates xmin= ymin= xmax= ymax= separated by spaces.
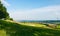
xmin=0 ymin=0 xmax=60 ymax=36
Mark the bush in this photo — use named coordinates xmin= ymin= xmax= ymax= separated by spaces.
xmin=9 ymin=18 xmax=13 ymax=21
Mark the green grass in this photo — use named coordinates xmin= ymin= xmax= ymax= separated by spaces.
xmin=0 ymin=20 xmax=60 ymax=36
xmin=0 ymin=30 xmax=6 ymax=36
xmin=57 ymin=24 xmax=60 ymax=29
xmin=19 ymin=23 xmax=47 ymax=28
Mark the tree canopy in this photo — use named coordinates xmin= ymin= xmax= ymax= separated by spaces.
xmin=0 ymin=1 xmax=10 ymax=19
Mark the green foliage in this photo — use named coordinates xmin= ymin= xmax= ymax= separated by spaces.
xmin=0 ymin=1 xmax=10 ymax=19
xmin=9 ymin=18 xmax=13 ymax=21
xmin=0 ymin=20 xmax=60 ymax=36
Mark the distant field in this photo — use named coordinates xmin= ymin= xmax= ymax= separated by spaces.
xmin=19 ymin=22 xmax=60 ymax=29
xmin=0 ymin=20 xmax=60 ymax=36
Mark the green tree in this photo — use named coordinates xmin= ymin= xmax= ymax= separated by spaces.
xmin=0 ymin=1 xmax=10 ymax=19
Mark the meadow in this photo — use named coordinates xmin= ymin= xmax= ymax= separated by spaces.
xmin=0 ymin=20 xmax=60 ymax=36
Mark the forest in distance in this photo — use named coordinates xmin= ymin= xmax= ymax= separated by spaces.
xmin=19 ymin=20 xmax=60 ymax=24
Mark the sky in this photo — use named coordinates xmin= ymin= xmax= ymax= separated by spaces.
xmin=1 ymin=0 xmax=60 ymax=20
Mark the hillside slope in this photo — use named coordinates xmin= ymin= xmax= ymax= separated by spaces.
xmin=0 ymin=20 xmax=60 ymax=36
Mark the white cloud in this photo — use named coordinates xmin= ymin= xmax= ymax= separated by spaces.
xmin=0 ymin=0 xmax=10 ymax=7
xmin=9 ymin=5 xmax=60 ymax=20
xmin=32 ymin=5 xmax=60 ymax=12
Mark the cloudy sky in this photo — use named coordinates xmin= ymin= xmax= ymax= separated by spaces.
xmin=1 ymin=0 xmax=60 ymax=20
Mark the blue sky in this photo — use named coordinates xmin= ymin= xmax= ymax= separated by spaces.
xmin=1 ymin=0 xmax=60 ymax=20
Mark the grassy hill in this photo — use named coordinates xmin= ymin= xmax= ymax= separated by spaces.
xmin=0 ymin=20 xmax=60 ymax=36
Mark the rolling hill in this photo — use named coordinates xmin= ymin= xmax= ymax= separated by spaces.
xmin=0 ymin=20 xmax=60 ymax=36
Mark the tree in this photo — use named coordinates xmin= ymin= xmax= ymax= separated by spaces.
xmin=0 ymin=1 xmax=10 ymax=19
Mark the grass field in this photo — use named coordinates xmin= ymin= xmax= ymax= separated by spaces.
xmin=0 ymin=30 xmax=6 ymax=36
xmin=0 ymin=20 xmax=60 ymax=36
